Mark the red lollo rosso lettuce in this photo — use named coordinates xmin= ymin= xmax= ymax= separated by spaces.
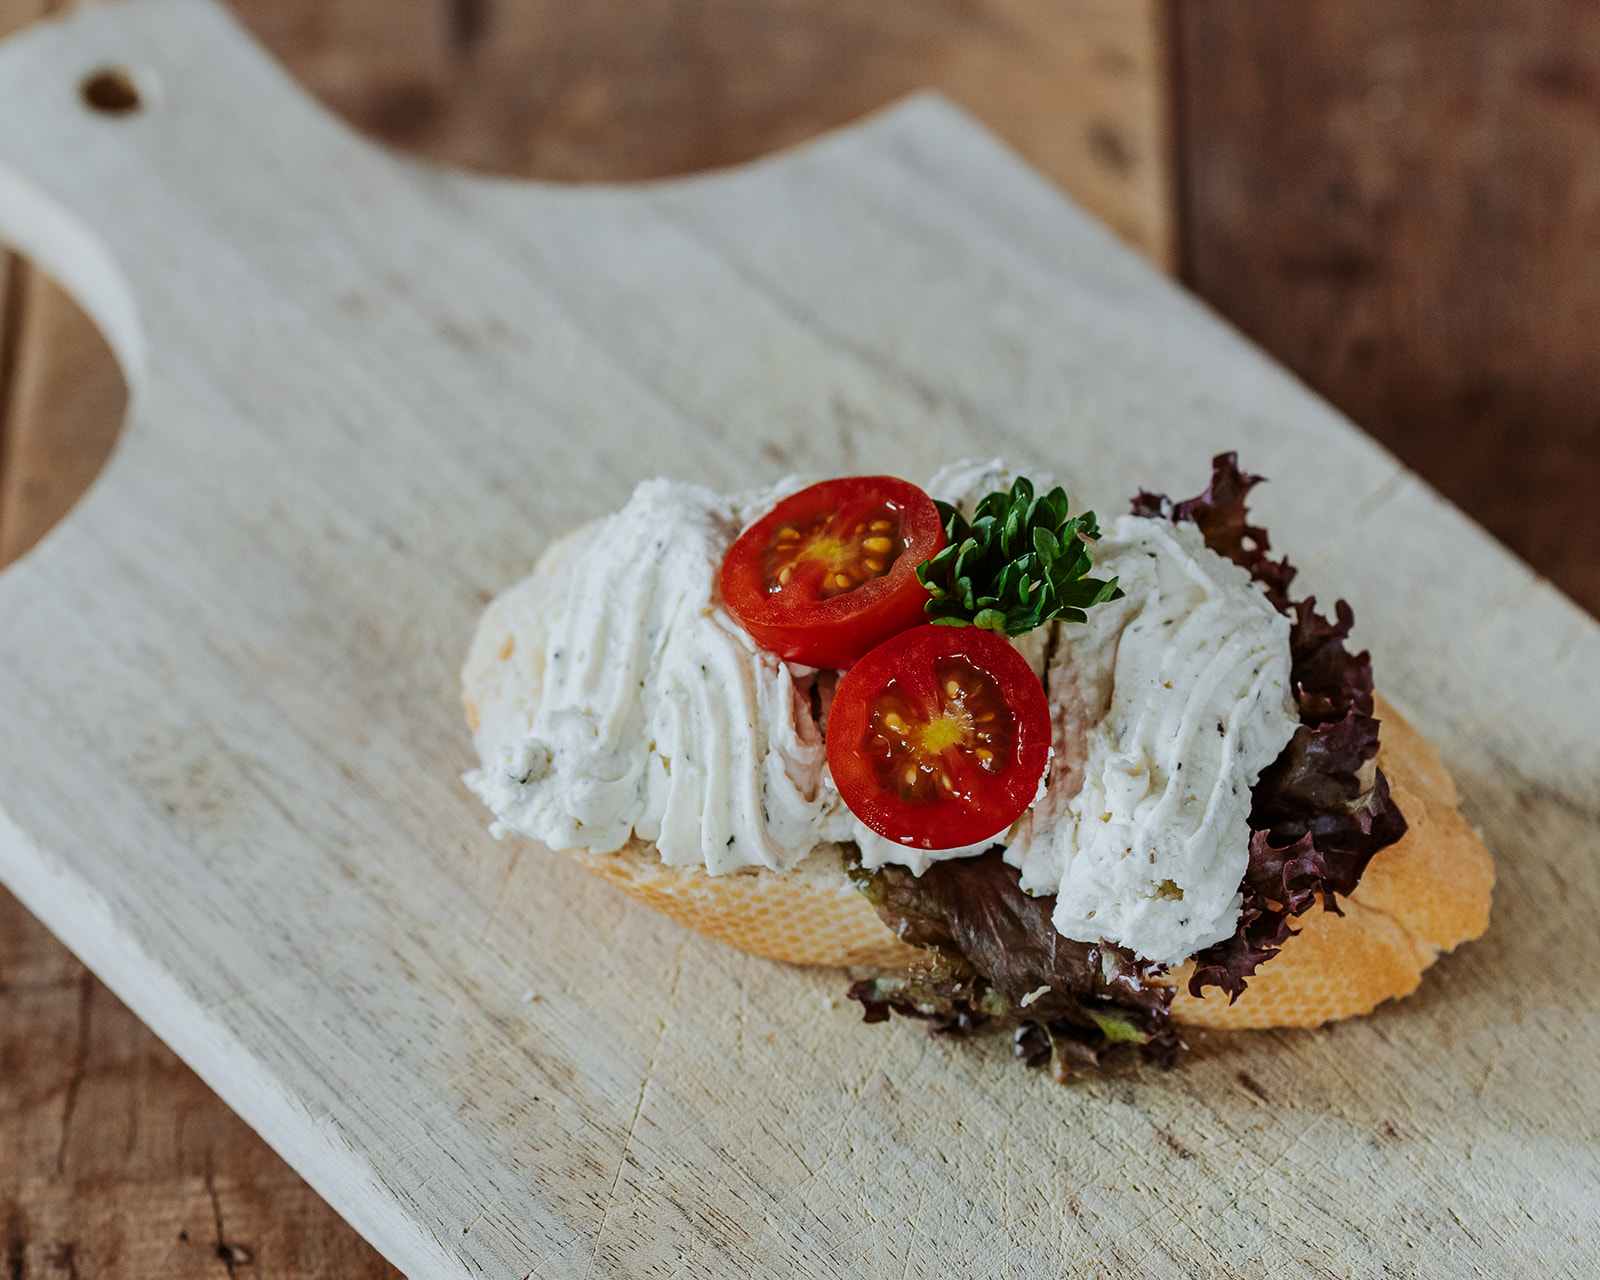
xmin=847 ymin=454 xmax=1409 ymax=1073
xmin=846 ymin=850 xmax=1181 ymax=1079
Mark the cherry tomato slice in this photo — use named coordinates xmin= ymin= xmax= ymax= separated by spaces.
xmin=720 ymin=476 xmax=945 ymax=670
xmin=826 ymin=625 xmax=1051 ymax=851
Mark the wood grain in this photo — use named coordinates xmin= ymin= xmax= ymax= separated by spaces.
xmin=224 ymin=0 xmax=1176 ymax=267
xmin=0 ymin=14 xmax=390 ymax=1266
xmin=0 ymin=3 xmax=1597 ymax=1274
xmin=0 ymin=3 xmax=375 ymax=1275
xmin=0 ymin=4 xmax=1175 ymax=1275
xmin=0 ymin=886 xmax=403 ymax=1279
xmin=5 ymin=0 xmax=1600 ymax=1274
xmin=1174 ymin=0 xmax=1600 ymax=617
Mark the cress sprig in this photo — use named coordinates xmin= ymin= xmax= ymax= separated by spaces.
xmin=915 ymin=478 xmax=1123 ymax=638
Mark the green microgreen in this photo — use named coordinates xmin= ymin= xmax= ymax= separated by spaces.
xmin=915 ymin=477 xmax=1122 ymax=638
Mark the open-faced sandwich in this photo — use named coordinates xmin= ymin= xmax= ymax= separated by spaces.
xmin=462 ymin=455 xmax=1492 ymax=1075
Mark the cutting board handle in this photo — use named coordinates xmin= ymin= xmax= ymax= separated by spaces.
xmin=0 ymin=125 xmax=142 ymax=393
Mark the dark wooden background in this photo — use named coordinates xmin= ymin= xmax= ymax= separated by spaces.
xmin=3 ymin=0 xmax=1597 ymax=1274
xmin=1177 ymin=0 xmax=1600 ymax=616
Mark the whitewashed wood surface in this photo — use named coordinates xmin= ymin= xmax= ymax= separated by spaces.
xmin=0 ymin=2 xmax=1596 ymax=1275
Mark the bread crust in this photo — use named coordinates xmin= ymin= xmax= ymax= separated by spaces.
xmin=464 ymin=536 xmax=1493 ymax=1029
xmin=556 ymin=840 xmax=924 ymax=969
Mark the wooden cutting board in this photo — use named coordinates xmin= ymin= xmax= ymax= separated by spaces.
xmin=1 ymin=1 xmax=1596 ymax=1275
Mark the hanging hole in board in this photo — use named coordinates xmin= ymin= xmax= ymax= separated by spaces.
xmin=80 ymin=66 xmax=143 ymax=116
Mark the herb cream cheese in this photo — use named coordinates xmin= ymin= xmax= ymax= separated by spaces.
xmin=1005 ymin=513 xmax=1298 ymax=965
xmin=462 ymin=477 xmax=989 ymax=879
xmin=466 ymin=464 xmax=1297 ymax=965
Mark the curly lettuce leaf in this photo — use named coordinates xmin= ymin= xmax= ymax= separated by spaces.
xmin=847 ymin=851 xmax=1180 ymax=1073
xmin=1131 ymin=456 xmax=1296 ymax=609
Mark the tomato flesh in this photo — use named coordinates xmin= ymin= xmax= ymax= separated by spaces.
xmin=827 ymin=625 xmax=1051 ymax=850
xmin=865 ymin=657 xmax=1015 ymax=802
xmin=720 ymin=476 xmax=945 ymax=670
xmin=762 ymin=509 xmax=904 ymax=600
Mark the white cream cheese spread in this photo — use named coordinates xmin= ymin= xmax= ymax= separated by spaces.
xmin=1005 ymin=514 xmax=1298 ymax=965
xmin=466 ymin=463 xmax=1299 ymax=965
xmin=463 ymin=477 xmax=989 ymax=878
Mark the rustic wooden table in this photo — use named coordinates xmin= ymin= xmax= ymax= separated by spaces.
xmin=1 ymin=1 xmax=1594 ymax=1275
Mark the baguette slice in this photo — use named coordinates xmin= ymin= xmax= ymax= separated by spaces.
xmin=464 ymin=537 xmax=1492 ymax=1029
